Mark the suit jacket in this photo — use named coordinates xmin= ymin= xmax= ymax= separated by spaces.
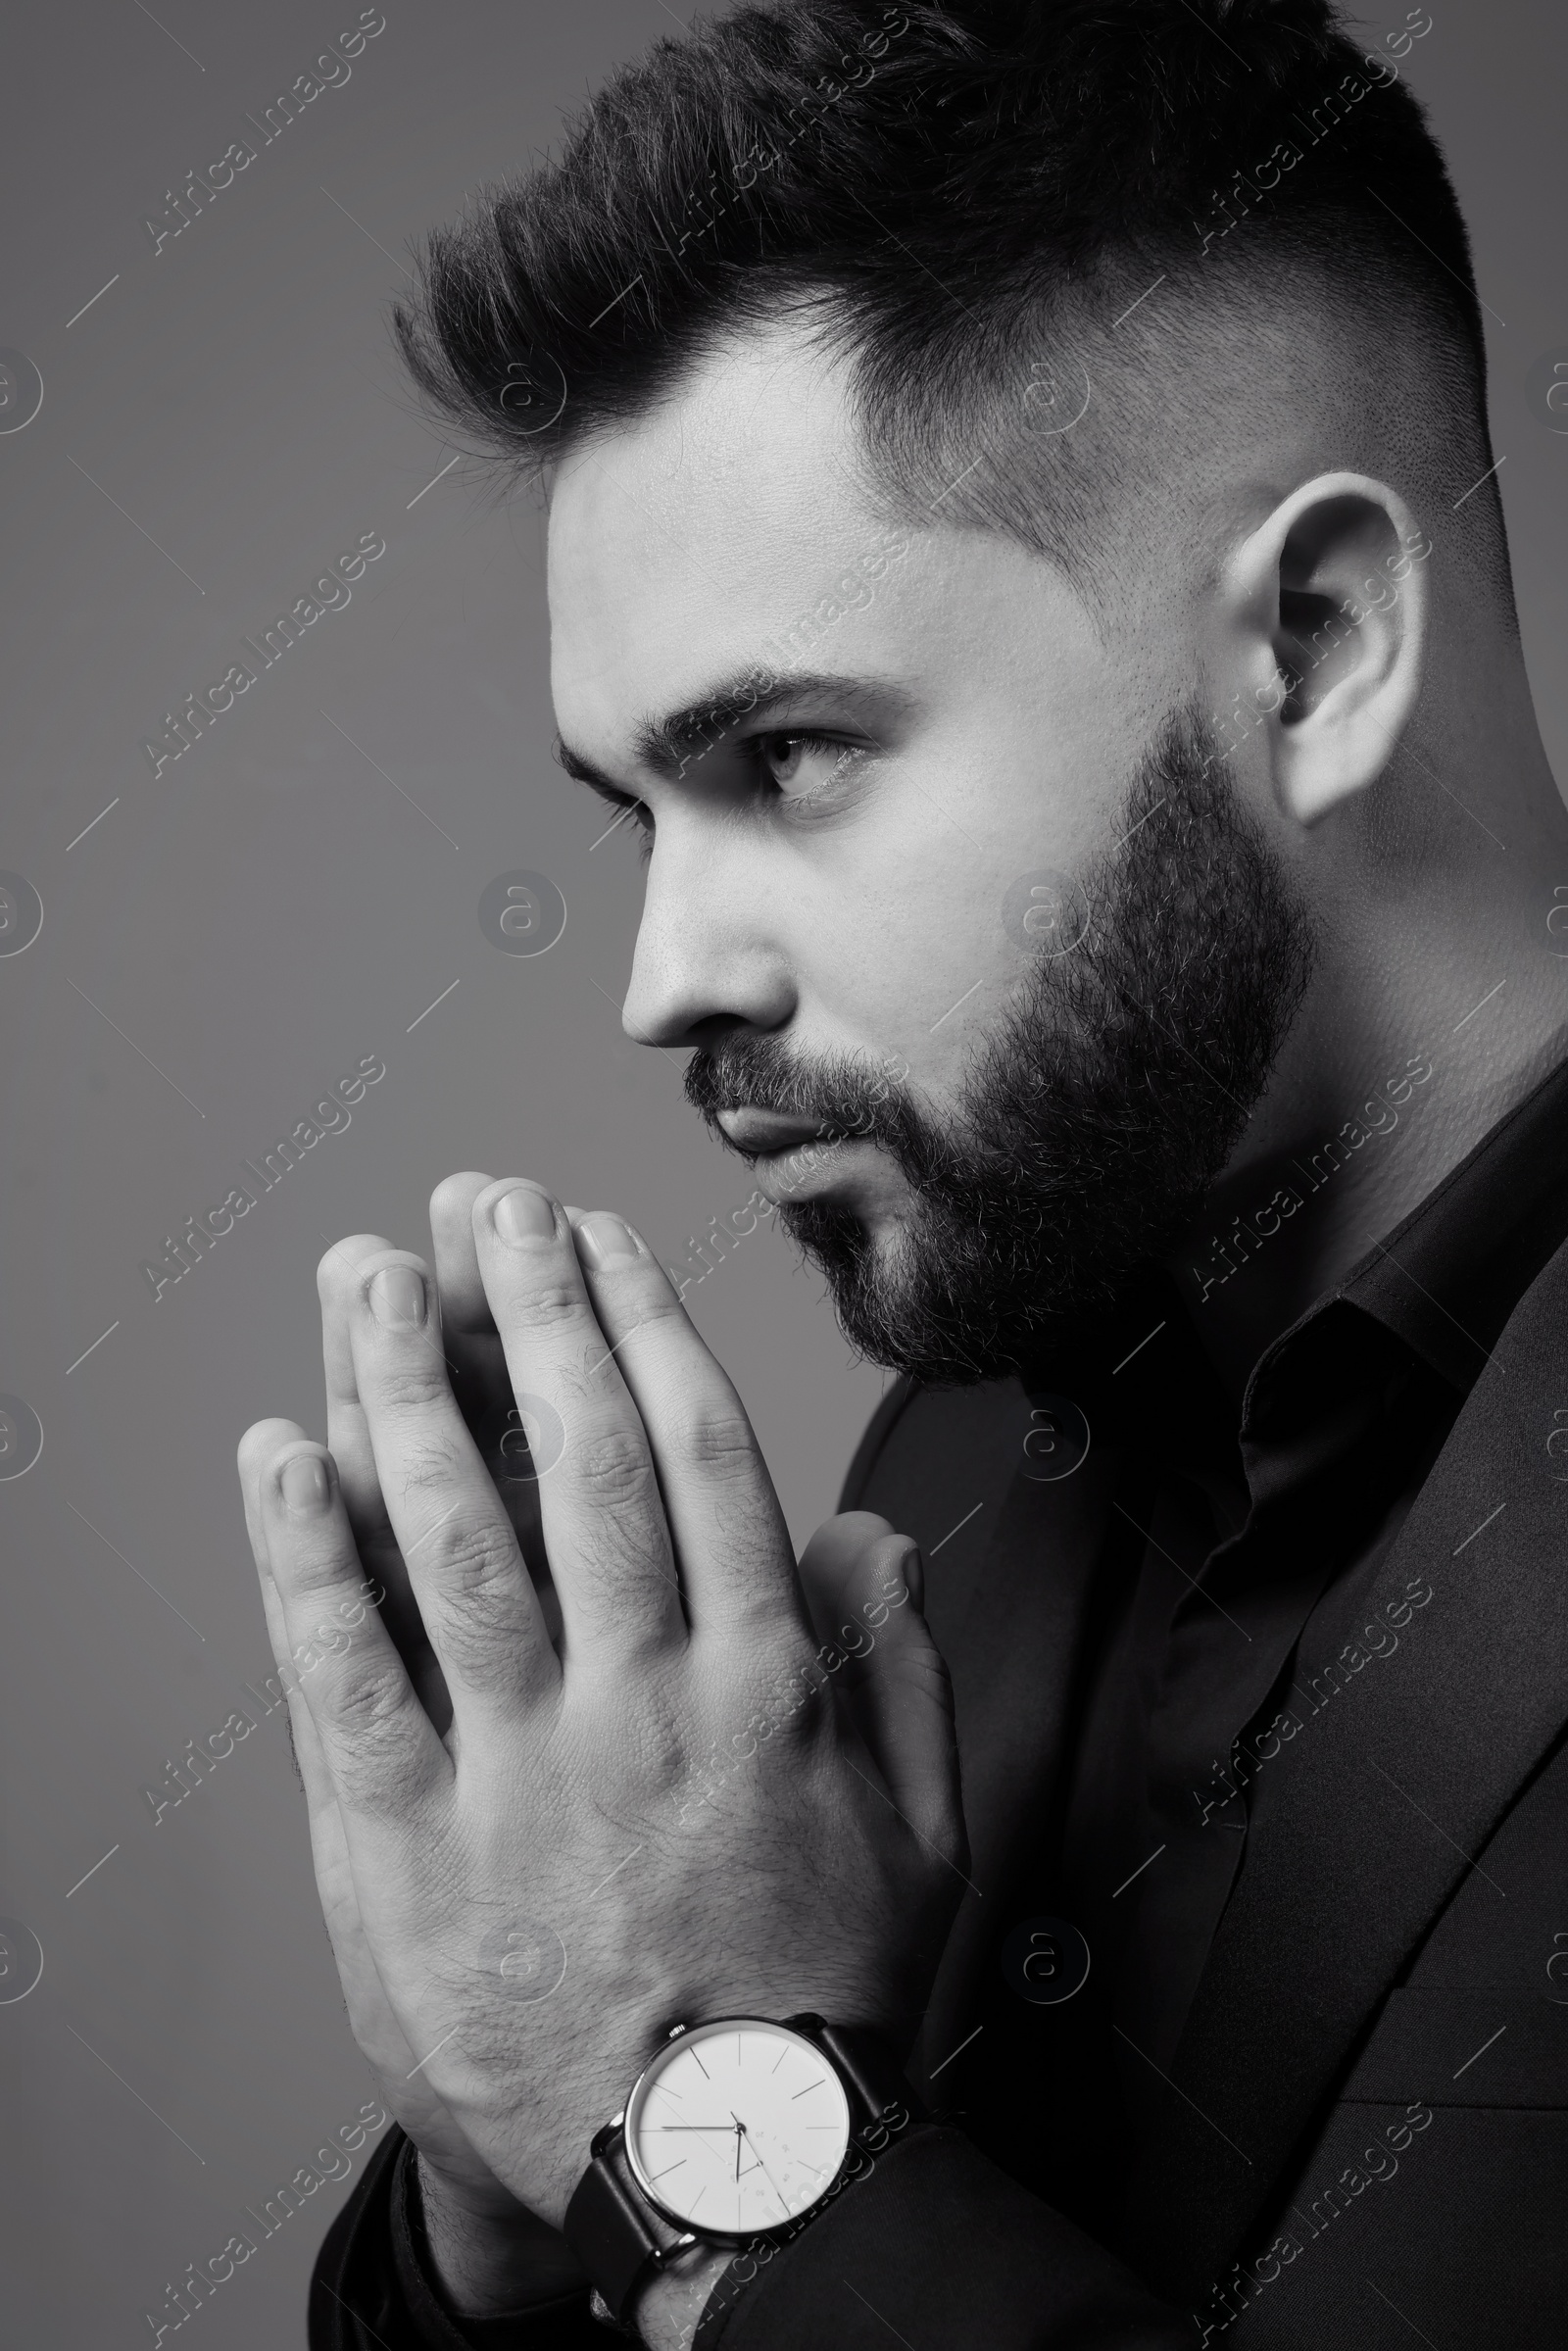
xmin=314 ymin=1238 xmax=1568 ymax=2351
xmin=707 ymin=1234 xmax=1567 ymax=2349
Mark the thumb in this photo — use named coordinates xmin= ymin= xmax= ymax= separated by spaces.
xmin=798 ymin=1514 xmax=964 ymax=1862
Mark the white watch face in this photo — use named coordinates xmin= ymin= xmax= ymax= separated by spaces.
xmin=623 ymin=2019 xmax=852 ymax=2236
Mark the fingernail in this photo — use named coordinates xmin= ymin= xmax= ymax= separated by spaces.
xmin=493 ymin=1186 xmax=557 ymax=1245
xmin=576 ymin=1212 xmax=639 ymax=1266
xmin=281 ymin=1454 xmax=330 ymax=1515
xmin=369 ymin=1264 xmax=426 ymax=1329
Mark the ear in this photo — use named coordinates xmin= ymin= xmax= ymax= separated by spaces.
xmin=1221 ymin=471 xmax=1430 ymax=827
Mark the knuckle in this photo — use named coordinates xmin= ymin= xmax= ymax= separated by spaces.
xmin=281 ymin=1551 xmax=356 ymax=1606
xmin=626 ymin=1287 xmax=686 ymax=1331
xmin=368 ymin=1359 xmax=449 ymax=1417
xmin=573 ymin=1424 xmax=658 ymax=1510
xmin=431 ymin=1519 xmax=521 ymax=1599
xmin=511 ymin=1282 xmax=589 ymax=1336
xmin=673 ymin=1410 xmax=757 ymax=1476
xmin=319 ymin=1661 xmax=406 ymax=1738
xmin=270 ymin=1519 xmax=360 ymax=1605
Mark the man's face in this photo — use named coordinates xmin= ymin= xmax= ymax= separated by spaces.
xmin=547 ymin=325 xmax=1312 ymax=1379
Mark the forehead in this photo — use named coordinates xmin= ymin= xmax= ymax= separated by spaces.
xmin=549 ymin=324 xmax=979 ymax=756
xmin=546 ymin=325 xmax=885 ymax=740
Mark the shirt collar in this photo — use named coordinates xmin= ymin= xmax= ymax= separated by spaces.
xmin=1025 ymin=1043 xmax=1568 ymax=1451
xmin=1338 ymin=1044 xmax=1568 ymax=1393
xmin=1255 ymin=1041 xmax=1568 ymax=1414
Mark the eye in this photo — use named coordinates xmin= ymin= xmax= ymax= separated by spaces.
xmin=753 ymin=730 xmax=862 ymax=797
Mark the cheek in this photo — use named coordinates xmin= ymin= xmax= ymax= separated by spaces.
xmin=796 ymin=815 xmax=1019 ymax=1087
xmin=846 ymin=693 xmax=1132 ymax=1077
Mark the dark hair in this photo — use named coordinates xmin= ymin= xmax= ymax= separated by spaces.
xmin=395 ymin=0 xmax=1502 ymax=588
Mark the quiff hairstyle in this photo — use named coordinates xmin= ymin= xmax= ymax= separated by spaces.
xmin=394 ymin=0 xmax=1506 ymax=603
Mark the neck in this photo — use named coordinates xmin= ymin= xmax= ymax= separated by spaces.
xmin=1167 ymin=675 xmax=1568 ymax=1400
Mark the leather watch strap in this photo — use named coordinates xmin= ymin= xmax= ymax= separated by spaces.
xmin=563 ymin=2122 xmax=692 ymax=2323
xmin=784 ymin=2016 xmax=926 ymax=2132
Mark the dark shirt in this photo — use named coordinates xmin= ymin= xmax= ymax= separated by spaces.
xmin=1032 ymin=1247 xmax=1461 ymax=2240
xmin=312 ymin=1045 xmax=1568 ymax=2347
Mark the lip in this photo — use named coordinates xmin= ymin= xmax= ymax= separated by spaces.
xmin=716 ymin=1105 xmax=838 ymax=1155
xmin=747 ymin=1130 xmax=875 ymax=1209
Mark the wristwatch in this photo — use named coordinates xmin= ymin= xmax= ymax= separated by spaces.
xmin=563 ymin=2012 xmax=919 ymax=2325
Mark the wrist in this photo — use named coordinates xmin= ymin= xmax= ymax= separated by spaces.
xmin=631 ymin=2243 xmax=734 ymax=2351
xmin=416 ymin=2151 xmax=587 ymax=2316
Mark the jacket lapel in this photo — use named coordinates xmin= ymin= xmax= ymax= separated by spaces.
xmin=1122 ymin=1238 xmax=1568 ymax=2296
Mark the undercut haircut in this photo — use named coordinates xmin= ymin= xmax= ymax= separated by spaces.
xmin=394 ymin=0 xmax=1507 ymax=602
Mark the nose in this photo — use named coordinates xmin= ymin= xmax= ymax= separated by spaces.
xmin=619 ymin=823 xmax=796 ymax=1052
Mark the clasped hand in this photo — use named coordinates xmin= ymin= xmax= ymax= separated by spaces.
xmin=237 ymin=1172 xmax=964 ymax=2234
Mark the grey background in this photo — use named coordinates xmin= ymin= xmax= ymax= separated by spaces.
xmin=1 ymin=4 xmax=1563 ymax=2342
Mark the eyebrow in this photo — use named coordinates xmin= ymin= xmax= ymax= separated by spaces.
xmin=555 ymin=668 xmax=914 ymax=795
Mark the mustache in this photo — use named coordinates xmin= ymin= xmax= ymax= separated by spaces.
xmin=683 ymin=1033 xmax=907 ymax=1149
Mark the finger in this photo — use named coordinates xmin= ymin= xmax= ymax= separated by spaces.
xmin=243 ymin=1419 xmax=399 ymax=1956
xmin=242 ymin=1419 xmax=392 ymax=1933
xmin=344 ymin=1246 xmax=559 ymax=1714
xmin=238 ymin=1414 xmax=310 ymax=1595
xmin=244 ymin=1441 xmax=385 ymax=1851
xmin=429 ymin=1175 xmax=551 ymax=1594
xmin=248 ymin=1429 xmax=449 ymax=1819
xmin=468 ymin=1181 xmax=688 ymax=1660
xmin=563 ymin=1206 xmax=806 ymax=1642
xmin=795 ymin=1509 xmax=894 ymax=1656
xmin=241 ymin=1416 xmax=364 ymax=1792
xmin=429 ymin=1171 xmax=512 ymax=1454
xmin=240 ymin=1423 xmax=482 ymax=2163
xmin=319 ymin=1233 xmax=453 ymax=1731
xmin=797 ymin=1516 xmax=961 ymax=1855
xmin=428 ymin=1171 xmax=500 ymax=1396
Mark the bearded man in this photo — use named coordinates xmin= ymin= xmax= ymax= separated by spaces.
xmin=236 ymin=4 xmax=1568 ymax=2346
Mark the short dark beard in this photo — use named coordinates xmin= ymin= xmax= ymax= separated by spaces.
xmin=684 ymin=707 xmax=1316 ymax=1384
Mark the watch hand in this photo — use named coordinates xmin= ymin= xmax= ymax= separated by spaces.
xmin=730 ymin=2112 xmax=789 ymax=2215
xmin=734 ymin=2119 xmax=742 ymax=2182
